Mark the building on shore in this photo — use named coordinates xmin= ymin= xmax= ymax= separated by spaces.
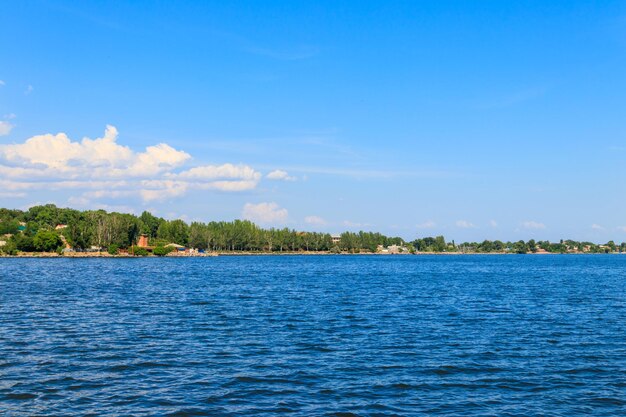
xmin=165 ymin=243 xmax=185 ymax=251
xmin=137 ymin=234 xmax=150 ymax=248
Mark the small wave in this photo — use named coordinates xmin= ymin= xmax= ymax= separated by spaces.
xmin=4 ymin=392 xmax=38 ymax=400
xmin=589 ymin=397 xmax=626 ymax=406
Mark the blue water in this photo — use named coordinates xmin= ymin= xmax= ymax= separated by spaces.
xmin=1 ymin=255 xmax=626 ymax=416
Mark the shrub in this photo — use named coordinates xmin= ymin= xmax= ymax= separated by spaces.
xmin=108 ymin=244 xmax=119 ymax=255
xmin=132 ymin=246 xmax=149 ymax=257
xmin=153 ymin=246 xmax=173 ymax=257
xmin=0 ymin=241 xmax=17 ymax=256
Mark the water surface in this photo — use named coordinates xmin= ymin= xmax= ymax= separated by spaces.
xmin=1 ymin=255 xmax=626 ymax=416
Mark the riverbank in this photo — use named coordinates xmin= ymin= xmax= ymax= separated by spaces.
xmin=1 ymin=251 xmax=623 ymax=258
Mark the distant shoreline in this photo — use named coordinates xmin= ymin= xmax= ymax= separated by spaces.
xmin=1 ymin=251 xmax=624 ymax=258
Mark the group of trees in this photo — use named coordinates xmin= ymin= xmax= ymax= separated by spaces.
xmin=1 ymin=205 xmax=624 ymax=255
xmin=0 ymin=204 xmax=406 ymax=254
xmin=416 ymin=237 xmax=626 ymax=254
xmin=412 ymin=236 xmax=452 ymax=252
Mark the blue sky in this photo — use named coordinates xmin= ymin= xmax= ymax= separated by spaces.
xmin=1 ymin=0 xmax=626 ymax=242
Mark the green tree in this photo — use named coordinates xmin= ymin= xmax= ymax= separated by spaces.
xmin=12 ymin=234 xmax=36 ymax=252
xmin=153 ymin=246 xmax=173 ymax=256
xmin=108 ymin=244 xmax=119 ymax=255
xmin=139 ymin=211 xmax=162 ymax=238
xmin=33 ymin=230 xmax=62 ymax=252
xmin=132 ymin=247 xmax=149 ymax=256
xmin=0 ymin=219 xmax=20 ymax=235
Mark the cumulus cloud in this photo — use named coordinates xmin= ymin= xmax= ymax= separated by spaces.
xmin=0 ymin=125 xmax=262 ymax=202
xmin=522 ymin=221 xmax=546 ymax=230
xmin=266 ymin=169 xmax=297 ymax=181
xmin=304 ymin=215 xmax=326 ymax=225
xmin=591 ymin=224 xmax=605 ymax=231
xmin=416 ymin=220 xmax=436 ymax=229
xmin=456 ymin=220 xmax=476 ymax=229
xmin=242 ymin=202 xmax=288 ymax=224
xmin=0 ymin=121 xmax=13 ymax=136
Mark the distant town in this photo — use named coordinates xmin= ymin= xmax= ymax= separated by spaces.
xmin=0 ymin=204 xmax=624 ymax=257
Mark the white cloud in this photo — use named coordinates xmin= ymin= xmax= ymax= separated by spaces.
xmin=140 ymin=186 xmax=188 ymax=202
xmin=304 ymin=215 xmax=326 ymax=225
xmin=0 ymin=125 xmax=187 ymax=178
xmin=0 ymin=121 xmax=13 ymax=136
xmin=342 ymin=220 xmax=371 ymax=228
xmin=242 ymin=202 xmax=288 ymax=224
xmin=82 ymin=190 xmax=134 ymax=199
xmin=591 ymin=224 xmax=605 ymax=231
xmin=0 ymin=191 xmax=26 ymax=198
xmin=0 ymin=80 xmax=5 ymax=86
xmin=522 ymin=221 xmax=546 ymax=230
xmin=456 ymin=220 xmax=476 ymax=229
xmin=176 ymin=163 xmax=260 ymax=181
xmin=416 ymin=220 xmax=436 ymax=229
xmin=266 ymin=169 xmax=297 ymax=181
xmin=24 ymin=85 xmax=33 ymax=95
xmin=0 ymin=125 xmax=262 ymax=202
xmin=617 ymin=226 xmax=626 ymax=233
xmin=489 ymin=220 xmax=498 ymax=228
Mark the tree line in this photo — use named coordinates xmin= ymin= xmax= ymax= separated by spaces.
xmin=0 ymin=204 xmax=405 ymax=254
xmin=412 ymin=236 xmax=626 ymax=254
xmin=0 ymin=205 xmax=623 ymax=255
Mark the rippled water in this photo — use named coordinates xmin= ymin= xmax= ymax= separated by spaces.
xmin=1 ymin=255 xmax=626 ymax=416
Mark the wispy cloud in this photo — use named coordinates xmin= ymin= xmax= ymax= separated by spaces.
xmin=266 ymin=169 xmax=297 ymax=181
xmin=207 ymin=28 xmax=319 ymax=61
xmin=281 ymin=165 xmax=458 ymax=180
xmin=242 ymin=202 xmax=288 ymax=224
xmin=304 ymin=215 xmax=326 ymax=226
xmin=24 ymin=85 xmax=33 ymax=95
xmin=342 ymin=220 xmax=372 ymax=229
xmin=416 ymin=220 xmax=436 ymax=229
xmin=591 ymin=224 xmax=605 ymax=231
xmin=473 ymin=87 xmax=547 ymax=110
xmin=522 ymin=221 xmax=546 ymax=230
xmin=456 ymin=220 xmax=476 ymax=229
xmin=246 ymin=45 xmax=319 ymax=61
xmin=0 ymin=121 xmax=14 ymax=136
xmin=0 ymin=191 xmax=26 ymax=198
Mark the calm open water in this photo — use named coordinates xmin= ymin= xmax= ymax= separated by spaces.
xmin=1 ymin=255 xmax=626 ymax=416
